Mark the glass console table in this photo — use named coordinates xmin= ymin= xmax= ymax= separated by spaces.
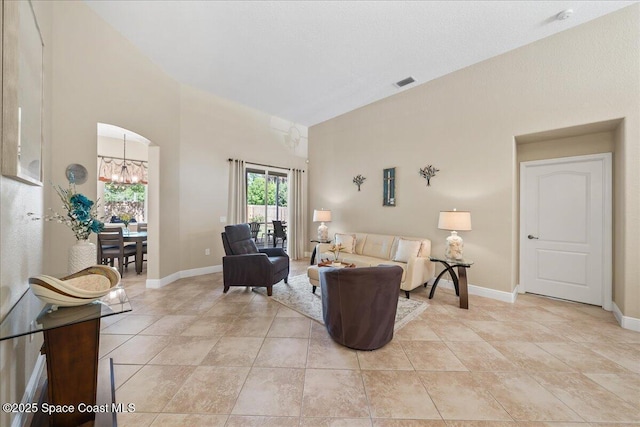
xmin=0 ymin=287 xmax=132 ymax=427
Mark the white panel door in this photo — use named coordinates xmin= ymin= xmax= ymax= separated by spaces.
xmin=520 ymin=154 xmax=611 ymax=306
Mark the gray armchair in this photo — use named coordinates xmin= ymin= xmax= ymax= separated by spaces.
xmin=320 ymin=265 xmax=402 ymax=350
xmin=221 ymin=223 xmax=289 ymax=296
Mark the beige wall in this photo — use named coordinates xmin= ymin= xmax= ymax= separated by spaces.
xmin=47 ymin=1 xmax=181 ymax=279
xmin=47 ymin=2 xmax=309 ymax=279
xmin=517 ymin=130 xmax=615 ymax=163
xmin=309 ymin=5 xmax=640 ymax=318
xmin=0 ymin=2 xmax=52 ymax=425
xmin=179 ymin=85 xmax=307 ymax=270
xmin=2 ymin=1 xmax=310 ymax=417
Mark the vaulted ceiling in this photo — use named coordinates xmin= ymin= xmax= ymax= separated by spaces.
xmin=85 ymin=1 xmax=636 ymax=127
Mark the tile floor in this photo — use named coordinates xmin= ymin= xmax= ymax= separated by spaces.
xmin=102 ymin=260 xmax=640 ymax=426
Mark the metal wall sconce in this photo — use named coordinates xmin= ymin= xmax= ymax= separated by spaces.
xmin=419 ymin=165 xmax=439 ymax=186
xmin=353 ymin=174 xmax=366 ymax=191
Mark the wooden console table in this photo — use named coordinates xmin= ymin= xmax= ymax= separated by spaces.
xmin=0 ymin=287 xmax=132 ymax=426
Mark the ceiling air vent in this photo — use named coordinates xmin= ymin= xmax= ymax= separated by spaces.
xmin=394 ymin=76 xmax=416 ymax=88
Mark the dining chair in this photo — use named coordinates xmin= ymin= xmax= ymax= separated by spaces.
xmin=272 ymin=220 xmax=287 ymax=249
xmin=97 ymin=227 xmax=137 ymax=275
xmin=136 ymin=223 xmax=148 ymax=263
xmin=249 ymin=222 xmax=261 ymax=243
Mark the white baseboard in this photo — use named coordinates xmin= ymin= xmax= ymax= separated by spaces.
xmin=12 ymin=354 xmax=46 ymax=427
xmin=146 ymin=265 xmax=222 ymax=289
xmin=612 ymin=302 xmax=640 ymax=332
xmin=435 ymin=279 xmax=519 ymax=304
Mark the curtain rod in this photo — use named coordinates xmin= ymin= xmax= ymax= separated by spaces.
xmin=99 ymin=155 xmax=148 ymax=163
xmin=228 ymin=158 xmax=305 ymax=172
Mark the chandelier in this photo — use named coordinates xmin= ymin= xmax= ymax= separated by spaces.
xmin=111 ymin=134 xmax=138 ymax=184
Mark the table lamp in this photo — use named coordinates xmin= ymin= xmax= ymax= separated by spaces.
xmin=438 ymin=209 xmax=471 ymax=260
xmin=313 ymin=209 xmax=332 ymax=241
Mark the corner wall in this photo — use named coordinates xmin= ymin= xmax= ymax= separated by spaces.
xmin=309 ymin=5 xmax=640 ymax=318
xmin=0 ymin=2 xmax=52 ymax=425
xmin=179 ymin=84 xmax=307 ymax=270
xmin=48 ymin=1 xmax=181 ymax=280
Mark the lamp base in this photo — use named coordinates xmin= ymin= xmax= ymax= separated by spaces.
xmin=317 ymin=223 xmax=328 ymax=241
xmin=445 ymin=231 xmax=464 ymax=260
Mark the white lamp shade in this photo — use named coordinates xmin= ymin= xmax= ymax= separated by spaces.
xmin=438 ymin=211 xmax=471 ymax=231
xmin=313 ymin=209 xmax=332 ymax=223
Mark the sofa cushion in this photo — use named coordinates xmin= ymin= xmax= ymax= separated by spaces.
xmin=393 ymin=238 xmax=422 ymax=262
xmin=328 ymin=251 xmax=409 ymax=283
xmin=354 ymin=233 xmax=368 ymax=255
xmin=361 ymin=234 xmax=395 ymax=259
xmin=339 ymin=254 xmax=379 ymax=267
xmin=335 ymin=233 xmax=356 ymax=253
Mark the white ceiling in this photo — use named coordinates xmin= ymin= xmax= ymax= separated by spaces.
xmin=84 ymin=1 xmax=637 ymax=127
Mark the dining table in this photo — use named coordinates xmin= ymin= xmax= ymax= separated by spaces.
xmin=123 ymin=231 xmax=147 ymax=274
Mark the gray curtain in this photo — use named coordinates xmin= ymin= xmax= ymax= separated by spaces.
xmin=287 ymin=168 xmax=306 ymax=259
xmin=227 ymin=159 xmax=247 ymax=224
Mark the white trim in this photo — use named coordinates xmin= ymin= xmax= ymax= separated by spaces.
xmin=146 ymin=265 xmax=223 ymax=288
xmin=519 ymin=153 xmax=613 ymax=310
xmin=436 ymin=279 xmax=519 ymax=304
xmin=612 ymin=302 xmax=640 ymax=332
xmin=12 ymin=354 xmax=46 ymax=427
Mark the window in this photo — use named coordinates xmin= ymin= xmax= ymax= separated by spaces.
xmin=103 ymin=183 xmax=147 ymax=223
xmin=246 ymin=168 xmax=287 ymax=244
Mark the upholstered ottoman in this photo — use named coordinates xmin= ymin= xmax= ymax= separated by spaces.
xmin=307 ymin=265 xmax=320 ymax=293
xmin=308 ymin=262 xmax=357 ymax=294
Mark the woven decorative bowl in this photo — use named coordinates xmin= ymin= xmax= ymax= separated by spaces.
xmin=29 ymin=265 xmax=121 ymax=307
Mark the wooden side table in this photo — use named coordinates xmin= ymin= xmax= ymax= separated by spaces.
xmin=428 ymin=256 xmax=474 ymax=309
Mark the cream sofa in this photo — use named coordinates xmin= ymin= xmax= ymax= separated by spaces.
xmin=315 ymin=232 xmax=435 ymax=298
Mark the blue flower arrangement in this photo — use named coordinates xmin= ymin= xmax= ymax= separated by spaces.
xmin=29 ymin=184 xmax=105 ymax=240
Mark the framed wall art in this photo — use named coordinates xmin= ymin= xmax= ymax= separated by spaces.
xmin=1 ymin=1 xmax=44 ymax=186
xmin=383 ymin=167 xmax=395 ymax=206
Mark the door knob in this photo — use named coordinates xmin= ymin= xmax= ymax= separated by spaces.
xmin=527 ymin=234 xmax=539 ymax=240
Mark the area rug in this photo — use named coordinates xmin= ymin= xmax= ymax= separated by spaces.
xmin=253 ymin=274 xmax=428 ymax=331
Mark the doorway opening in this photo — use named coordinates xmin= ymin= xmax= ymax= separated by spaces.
xmin=515 ymin=119 xmax=621 ymax=310
xmin=96 ymin=123 xmax=154 ymax=276
xmin=246 ymin=166 xmax=288 ymax=249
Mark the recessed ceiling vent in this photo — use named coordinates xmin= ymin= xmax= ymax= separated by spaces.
xmin=394 ymin=76 xmax=416 ymax=88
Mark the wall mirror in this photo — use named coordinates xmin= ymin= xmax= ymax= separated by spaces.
xmin=1 ymin=1 xmax=44 ymax=185
xmin=383 ymin=167 xmax=396 ymax=206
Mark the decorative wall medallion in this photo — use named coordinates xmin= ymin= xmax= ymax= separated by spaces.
xmin=419 ymin=165 xmax=439 ymax=186
xmin=65 ymin=164 xmax=88 ymax=185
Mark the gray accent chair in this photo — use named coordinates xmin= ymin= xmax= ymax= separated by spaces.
xmin=221 ymin=223 xmax=289 ymax=296
xmin=320 ymin=265 xmax=402 ymax=350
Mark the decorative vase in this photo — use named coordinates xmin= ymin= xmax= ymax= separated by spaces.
xmin=68 ymin=240 xmax=97 ymax=274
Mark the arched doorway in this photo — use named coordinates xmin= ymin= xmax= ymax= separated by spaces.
xmin=96 ymin=123 xmax=157 ymax=277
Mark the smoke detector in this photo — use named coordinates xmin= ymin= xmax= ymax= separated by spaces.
xmin=556 ymin=9 xmax=573 ymax=21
